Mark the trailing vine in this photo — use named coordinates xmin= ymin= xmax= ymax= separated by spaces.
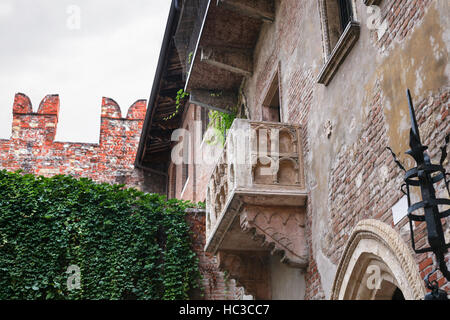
xmin=187 ymin=51 xmax=194 ymax=65
xmin=0 ymin=170 xmax=201 ymax=300
xmin=223 ymin=270 xmax=230 ymax=294
xmin=164 ymin=89 xmax=189 ymax=121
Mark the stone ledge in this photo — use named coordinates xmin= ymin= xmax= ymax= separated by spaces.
xmin=363 ymin=0 xmax=382 ymax=6
xmin=240 ymin=204 xmax=308 ymax=267
xmin=205 ymin=188 xmax=308 ymax=268
xmin=317 ymin=21 xmax=360 ymax=86
xmin=185 ymin=207 xmax=206 ymax=214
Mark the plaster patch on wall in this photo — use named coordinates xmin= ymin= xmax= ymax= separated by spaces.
xmin=443 ymin=0 xmax=450 ymax=80
xmin=414 ymin=65 xmax=424 ymax=96
xmin=399 ymin=221 xmax=411 ymax=240
xmin=324 ymin=120 xmax=333 ymax=139
xmin=379 ymin=165 xmax=389 ymax=183
xmin=315 ymin=248 xmax=337 ymax=300
xmin=355 ymin=171 xmax=363 ymax=189
xmin=392 ymin=195 xmax=408 ymax=225
xmin=398 ymin=107 xmax=410 ymax=136
xmin=380 ymin=3 xmax=448 ymax=167
xmin=445 ymin=228 xmax=450 ymax=244
xmin=309 ymin=173 xmax=318 ymax=190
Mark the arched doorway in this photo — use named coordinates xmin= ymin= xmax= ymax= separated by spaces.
xmin=331 ymin=219 xmax=426 ymax=300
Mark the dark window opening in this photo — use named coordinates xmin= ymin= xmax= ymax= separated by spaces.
xmin=391 ymin=287 xmax=405 ymax=300
xmin=338 ymin=0 xmax=353 ymax=31
xmin=262 ymin=73 xmax=281 ymax=122
xmin=325 ymin=0 xmax=354 ymax=52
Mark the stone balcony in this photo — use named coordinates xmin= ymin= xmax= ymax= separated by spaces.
xmin=205 ymin=119 xmax=308 ymax=298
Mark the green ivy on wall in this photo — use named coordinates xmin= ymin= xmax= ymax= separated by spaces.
xmin=206 ymin=109 xmax=237 ymax=146
xmin=0 ymin=170 xmax=200 ymax=300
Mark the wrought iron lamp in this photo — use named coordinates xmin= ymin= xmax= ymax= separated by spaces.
xmin=388 ymin=89 xmax=450 ymax=300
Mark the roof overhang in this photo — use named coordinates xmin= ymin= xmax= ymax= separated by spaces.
xmin=184 ymin=0 xmax=275 ymax=111
xmin=135 ymin=0 xmax=275 ymax=172
xmin=135 ymin=0 xmax=186 ymax=172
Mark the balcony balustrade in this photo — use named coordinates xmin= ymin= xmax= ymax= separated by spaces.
xmin=205 ymin=119 xmax=308 ymax=277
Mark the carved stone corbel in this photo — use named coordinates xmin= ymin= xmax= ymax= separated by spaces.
xmin=239 ymin=205 xmax=308 ymax=267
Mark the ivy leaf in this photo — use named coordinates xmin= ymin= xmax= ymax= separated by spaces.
xmin=0 ymin=169 xmax=201 ymax=300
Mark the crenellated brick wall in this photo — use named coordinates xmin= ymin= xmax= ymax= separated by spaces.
xmin=0 ymin=93 xmax=148 ymax=187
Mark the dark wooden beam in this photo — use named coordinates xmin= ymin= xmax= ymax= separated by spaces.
xmin=201 ymin=47 xmax=253 ymax=77
xmin=216 ymin=0 xmax=275 ymax=23
xmin=189 ymin=89 xmax=238 ymax=114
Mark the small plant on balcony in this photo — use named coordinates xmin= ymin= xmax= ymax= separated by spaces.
xmin=205 ymin=109 xmax=236 ymax=146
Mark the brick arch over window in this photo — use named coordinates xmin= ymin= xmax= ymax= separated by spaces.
xmin=331 ymin=219 xmax=426 ymax=300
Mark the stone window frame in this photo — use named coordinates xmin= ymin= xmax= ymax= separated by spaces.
xmin=260 ymin=62 xmax=284 ymax=122
xmin=317 ymin=0 xmax=361 ymax=86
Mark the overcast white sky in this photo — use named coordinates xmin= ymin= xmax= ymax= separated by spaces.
xmin=0 ymin=0 xmax=171 ymax=143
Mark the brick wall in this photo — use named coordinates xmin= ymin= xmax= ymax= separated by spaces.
xmin=168 ymin=104 xmax=241 ymax=299
xmin=241 ymin=0 xmax=449 ymax=299
xmin=186 ymin=209 xmax=240 ymax=300
xmin=0 ymin=93 xmax=149 ymax=189
xmin=374 ymin=0 xmax=433 ymax=52
xmin=327 ymin=86 xmax=449 ymax=293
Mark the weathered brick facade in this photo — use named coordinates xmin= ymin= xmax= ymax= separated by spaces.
xmin=244 ymin=0 xmax=448 ymax=299
xmin=327 ymin=85 xmax=449 ymax=292
xmin=0 ymin=93 xmax=149 ymax=188
xmin=187 ymin=210 xmax=241 ymax=300
xmin=8 ymin=0 xmax=445 ymax=301
xmin=168 ymin=0 xmax=449 ymax=300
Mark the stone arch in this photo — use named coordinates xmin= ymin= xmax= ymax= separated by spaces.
xmin=279 ymin=128 xmax=297 ymax=154
xmin=331 ymin=219 xmax=426 ymax=300
xmin=278 ymin=157 xmax=298 ymax=185
xmin=253 ymin=156 xmax=275 ymax=185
